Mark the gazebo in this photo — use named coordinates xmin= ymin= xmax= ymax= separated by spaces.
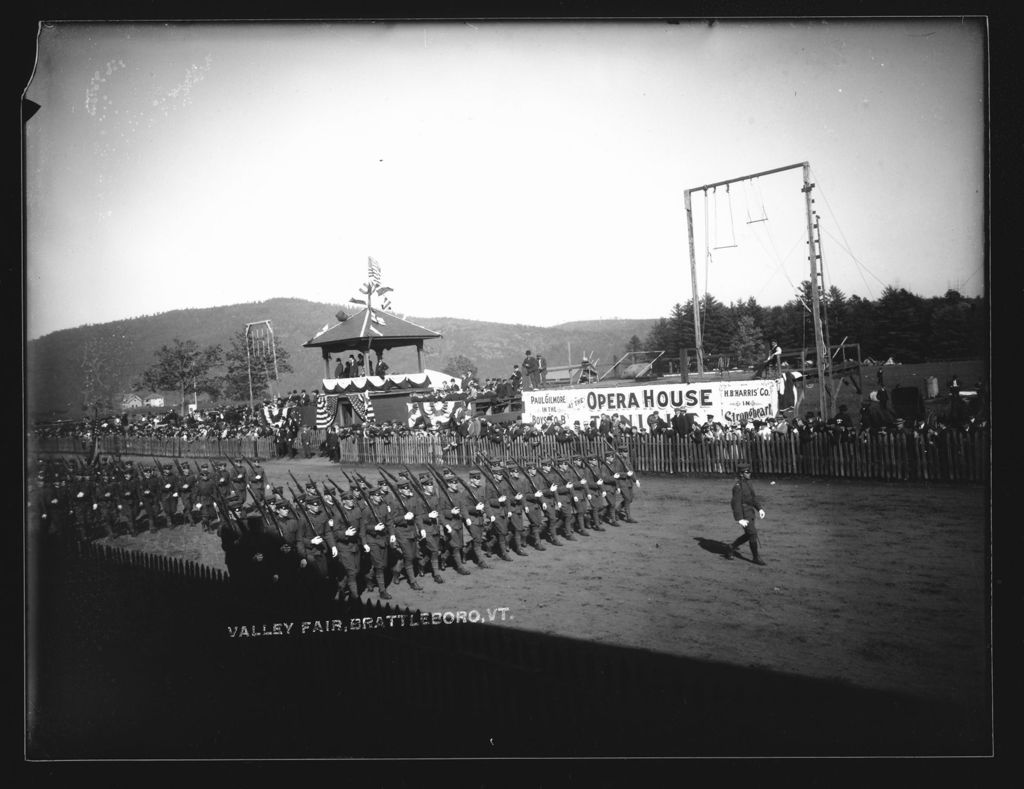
xmin=303 ymin=306 xmax=442 ymax=380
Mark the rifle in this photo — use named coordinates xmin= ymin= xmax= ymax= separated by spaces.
xmin=397 ymin=465 xmax=438 ymax=522
xmin=288 ymin=470 xmax=307 ymax=499
xmin=475 ymin=453 xmax=519 ymax=498
xmin=215 ymin=489 xmax=241 ymax=534
xmin=247 ymin=482 xmax=284 ymax=538
xmin=287 ymin=483 xmax=323 ymax=540
xmin=425 ymin=464 xmax=456 ymax=509
xmin=376 ymin=469 xmax=413 ymax=517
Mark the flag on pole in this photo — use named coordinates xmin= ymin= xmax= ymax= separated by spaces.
xmin=368 ymin=257 xmax=382 ymax=287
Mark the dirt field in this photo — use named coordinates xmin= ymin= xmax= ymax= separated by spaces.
xmin=94 ymin=456 xmax=989 ymax=714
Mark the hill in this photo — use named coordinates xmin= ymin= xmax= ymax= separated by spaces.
xmin=25 ymin=298 xmax=656 ymax=418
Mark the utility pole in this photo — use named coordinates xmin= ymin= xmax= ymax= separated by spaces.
xmin=802 ymin=164 xmax=832 ymax=420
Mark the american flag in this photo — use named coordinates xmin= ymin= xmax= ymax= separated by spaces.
xmin=315 ymin=394 xmax=339 ymax=429
xmin=368 ymin=257 xmax=382 ymax=287
xmin=347 ymin=391 xmax=376 ymax=423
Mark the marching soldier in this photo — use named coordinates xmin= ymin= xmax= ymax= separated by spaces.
xmin=389 ymin=477 xmax=426 ymax=591
xmin=492 ymin=463 xmax=528 ymax=556
xmin=540 ymin=458 xmax=577 ymax=543
xmin=521 ymin=460 xmax=560 ymax=547
xmin=507 ymin=463 xmax=545 ymax=552
xmin=157 ymin=463 xmax=179 ymax=527
xmin=415 ymin=474 xmax=448 ymax=584
xmin=330 ymin=490 xmax=364 ymax=601
xmin=572 ymin=455 xmax=606 ymax=532
xmin=605 ymin=448 xmax=639 ymax=523
xmin=137 ymin=464 xmax=161 ymax=532
xmin=461 ymin=470 xmax=492 ymax=569
xmin=358 ymin=484 xmax=396 ymax=600
xmin=177 ymin=463 xmax=198 ymax=524
xmin=483 ymin=468 xmax=514 ymax=562
xmin=195 ymin=464 xmax=220 ymax=532
xmin=438 ymin=469 xmax=473 ymax=575
xmin=726 ymin=462 xmax=767 ymax=565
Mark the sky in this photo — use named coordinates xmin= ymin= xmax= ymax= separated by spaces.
xmin=24 ymin=18 xmax=986 ymax=341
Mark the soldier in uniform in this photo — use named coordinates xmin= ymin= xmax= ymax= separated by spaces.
xmin=294 ymin=496 xmax=334 ymax=600
xmin=414 ymin=474 xmax=448 ymax=583
xmin=491 ymin=463 xmax=529 ymax=556
xmin=329 ymin=490 xmax=364 ymax=601
xmin=438 ymin=469 xmax=473 ymax=575
xmin=571 ymin=455 xmax=606 ymax=533
xmin=726 ymin=462 xmax=767 ymax=565
xmin=540 ymin=458 xmax=576 ymax=543
xmin=390 ymin=478 xmax=426 ymax=591
xmin=196 ymin=464 xmax=221 ymax=532
xmin=553 ymin=457 xmax=591 ymax=539
xmin=137 ymin=464 xmax=162 ymax=532
xmin=482 ymin=468 xmax=514 ymax=562
xmin=605 ymin=449 xmax=639 ymax=523
xmin=460 ymin=470 xmax=492 ymax=569
xmin=522 ymin=460 xmax=561 ymax=547
xmin=157 ymin=463 xmax=179 ymax=527
xmin=177 ymin=463 xmax=198 ymax=524
xmin=68 ymin=470 xmax=94 ymax=542
xmin=358 ymin=484 xmax=396 ymax=600
xmin=508 ymin=463 xmax=546 ymax=551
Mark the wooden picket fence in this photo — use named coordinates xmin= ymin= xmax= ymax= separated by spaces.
xmin=35 ymin=428 xmax=987 ymax=483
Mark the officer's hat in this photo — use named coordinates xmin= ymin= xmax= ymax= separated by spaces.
xmin=737 ymin=462 xmax=752 ymax=473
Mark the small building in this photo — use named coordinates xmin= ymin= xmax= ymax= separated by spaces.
xmin=143 ymin=395 xmax=165 ymax=408
xmin=121 ymin=393 xmax=143 ymax=410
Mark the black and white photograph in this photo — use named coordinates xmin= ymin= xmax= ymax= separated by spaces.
xmin=23 ymin=14 xmax=993 ymax=761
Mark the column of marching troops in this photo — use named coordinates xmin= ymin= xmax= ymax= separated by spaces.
xmin=27 ymin=450 xmax=641 ymax=604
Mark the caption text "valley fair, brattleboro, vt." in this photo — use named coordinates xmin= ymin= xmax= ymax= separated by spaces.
xmin=227 ymin=608 xmax=513 ymax=638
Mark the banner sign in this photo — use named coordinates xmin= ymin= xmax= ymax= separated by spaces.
xmin=521 ymin=379 xmax=783 ymax=430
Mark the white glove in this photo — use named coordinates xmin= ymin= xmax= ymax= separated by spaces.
xmin=311 ymin=535 xmax=324 ymax=545
xmin=172 ymin=492 xmax=178 ymax=498
xmin=451 ymin=507 xmax=461 ymax=515
xmin=345 ymin=526 xmax=357 ymax=537
xmin=556 ymin=502 xmax=563 ymax=509
xmin=77 ymin=492 xmax=85 ymax=499
xmin=328 ymin=519 xmax=335 ymax=528
xmin=444 ymin=524 xmax=452 ymax=534
xmin=164 ymin=483 xmax=172 ymax=490
xmin=331 ymin=546 xmax=339 ymax=558
xmin=475 ymin=502 xmax=485 ymax=511
xmin=613 ymin=473 xmax=621 ymax=480
xmin=363 ymin=544 xmax=371 ymax=553
xmin=92 ymin=503 xmax=98 ymax=510
xmin=465 ymin=519 xmax=473 ymax=526
xmin=758 ymin=509 xmax=766 ymax=519
xmin=389 ymin=535 xmax=396 ymax=544
xmin=299 ymin=558 xmax=308 ymax=568
xmin=595 ymin=478 xmax=603 ymax=485
xmin=428 ymin=510 xmax=438 ymax=519
xmin=738 ymin=519 xmax=749 ymax=527
xmin=542 ymin=504 xmax=548 ymax=511
xmin=498 ymin=495 xmax=507 ymax=504
xmin=586 ymin=494 xmax=592 ymax=500
xmin=404 ymin=511 xmax=415 ymax=521
xmin=534 ymin=491 xmax=544 ymax=499
xmin=627 ymin=471 xmax=634 ymax=477
xmin=374 ymin=522 xmax=385 ymax=532
xmin=489 ymin=515 xmax=496 ymax=523
xmin=572 ymin=496 xmax=579 ymax=503
xmin=550 ymin=484 xmax=558 ymax=492
xmin=514 ymin=493 xmax=523 ymax=501
xmin=194 ymin=503 xmax=202 ymax=510
xmin=419 ymin=529 xmax=427 ymax=539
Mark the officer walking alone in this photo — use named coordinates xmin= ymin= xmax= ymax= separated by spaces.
xmin=726 ymin=462 xmax=767 ymax=566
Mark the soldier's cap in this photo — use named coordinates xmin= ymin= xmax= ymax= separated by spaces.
xmin=370 ymin=486 xmax=387 ymax=497
xmin=540 ymin=458 xmax=553 ymax=467
xmin=271 ymin=486 xmax=284 ymax=495
xmin=525 ymin=461 xmax=537 ymax=470
xmin=396 ymin=471 xmax=409 ymax=479
xmin=398 ymin=478 xmax=412 ymax=488
xmin=469 ymin=470 xmax=482 ymax=479
xmin=737 ymin=462 xmax=752 ymax=473
xmin=441 ymin=467 xmax=455 ymax=477
xmin=339 ymin=489 xmax=354 ymax=500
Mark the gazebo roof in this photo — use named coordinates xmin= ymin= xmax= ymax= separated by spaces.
xmin=302 ymin=306 xmax=441 ymax=354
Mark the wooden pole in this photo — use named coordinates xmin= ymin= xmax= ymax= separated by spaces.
xmin=803 ymin=163 xmax=831 ymax=421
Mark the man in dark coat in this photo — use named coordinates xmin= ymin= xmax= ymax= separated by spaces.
xmin=726 ymin=462 xmax=767 ymax=565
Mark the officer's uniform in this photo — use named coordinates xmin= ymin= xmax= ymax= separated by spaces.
xmin=727 ymin=462 xmax=767 ymax=565
xmin=330 ymin=495 xmax=364 ymax=600
xmin=509 ymin=467 xmax=547 ymax=551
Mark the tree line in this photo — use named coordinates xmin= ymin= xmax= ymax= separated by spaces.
xmin=630 ymin=283 xmax=985 ymax=372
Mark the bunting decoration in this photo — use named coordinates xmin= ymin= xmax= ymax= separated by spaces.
xmin=260 ymin=403 xmax=290 ymax=428
xmin=315 ymin=393 xmax=339 ymax=429
xmin=346 ymin=391 xmax=376 ymax=423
